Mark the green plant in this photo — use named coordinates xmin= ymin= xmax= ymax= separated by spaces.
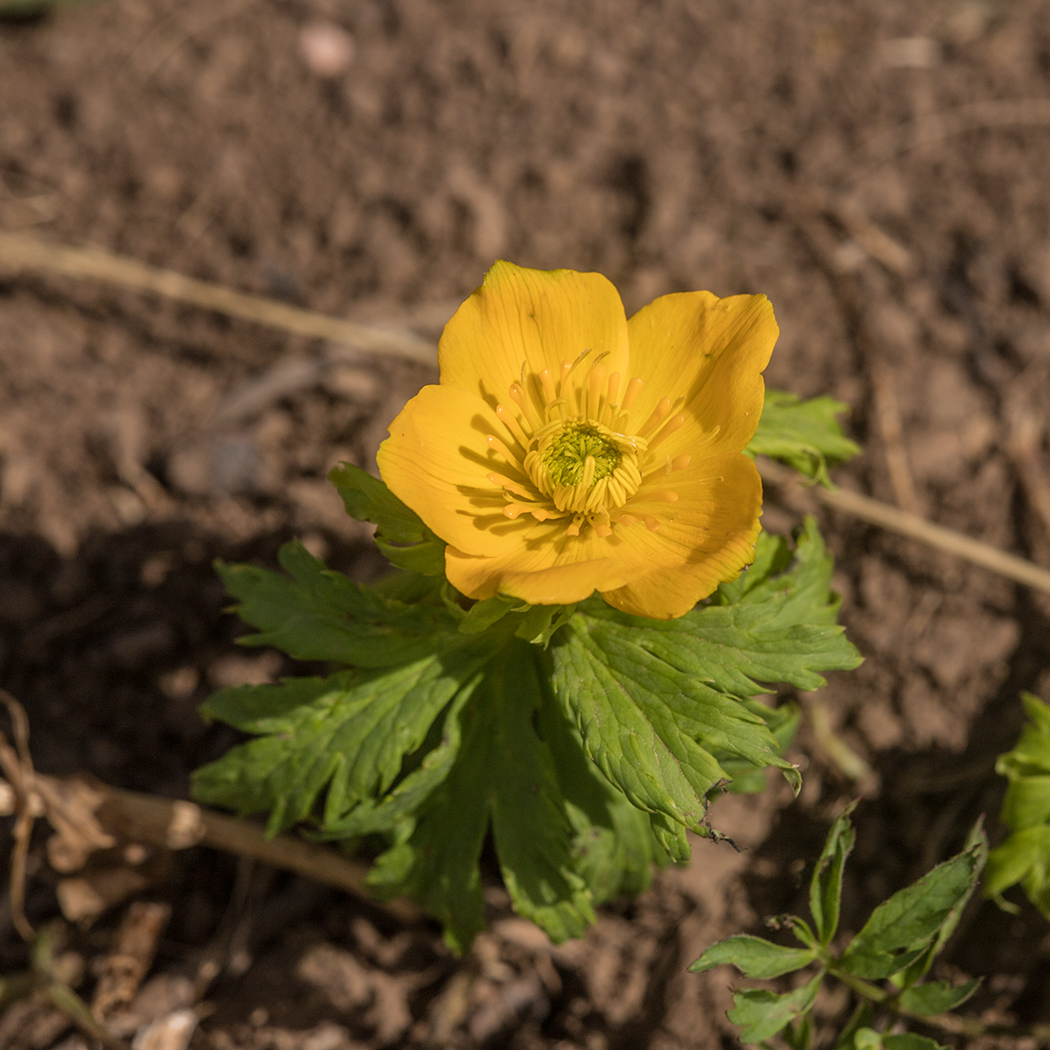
xmin=985 ymin=692 xmax=1050 ymax=918
xmin=689 ymin=803 xmax=987 ymax=1050
xmin=191 ymin=390 xmax=860 ymax=951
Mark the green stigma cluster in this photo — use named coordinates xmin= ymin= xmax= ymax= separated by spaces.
xmin=542 ymin=423 xmax=623 ymax=489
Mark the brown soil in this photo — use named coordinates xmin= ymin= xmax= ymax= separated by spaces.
xmin=3 ymin=0 xmax=1050 ymax=1047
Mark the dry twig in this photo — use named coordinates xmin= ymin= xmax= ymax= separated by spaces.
xmin=0 ymin=695 xmax=422 ymax=927
xmin=761 ymin=460 xmax=1050 ymax=596
xmin=0 ymin=231 xmax=437 ymax=367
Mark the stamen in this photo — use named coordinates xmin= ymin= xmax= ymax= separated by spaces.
xmin=486 ymin=435 xmax=519 ymax=463
xmin=671 ymin=453 xmax=691 ymax=471
xmin=488 ymin=473 xmax=540 ymax=501
xmin=643 ymin=515 xmax=661 ymax=531
xmin=649 ymin=490 xmax=680 ymax=503
xmin=638 ymin=398 xmax=672 ymax=439
xmin=508 ymin=382 xmax=540 ymax=432
xmin=605 ymin=372 xmax=621 ymax=418
xmin=496 ymin=403 xmax=531 ymax=452
xmin=621 ymin=376 xmax=644 ymax=413
xmin=648 ymin=413 xmax=686 ymax=452
xmin=539 ymin=368 xmax=557 ymax=405
xmin=587 ymin=365 xmax=605 ymax=420
xmin=502 ymin=501 xmax=560 ymax=521
xmin=544 ymin=397 xmax=568 ymax=422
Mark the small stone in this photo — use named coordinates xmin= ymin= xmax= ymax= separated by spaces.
xmin=299 ymin=21 xmax=355 ymax=79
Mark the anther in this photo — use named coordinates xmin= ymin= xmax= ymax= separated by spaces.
xmin=496 ymin=404 xmax=531 ymax=451
xmin=486 ymin=435 xmax=518 ymax=463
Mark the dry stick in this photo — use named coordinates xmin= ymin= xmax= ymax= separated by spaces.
xmin=93 ymin=783 xmax=422 ymax=923
xmin=760 ymin=460 xmax=1050 ymax=597
xmin=868 ymin=357 xmax=922 ymax=516
xmin=0 ymin=231 xmax=437 ymax=367
xmin=0 ymin=692 xmax=39 ymax=942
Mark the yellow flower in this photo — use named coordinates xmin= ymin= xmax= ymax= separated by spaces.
xmin=377 ymin=261 xmax=777 ymax=620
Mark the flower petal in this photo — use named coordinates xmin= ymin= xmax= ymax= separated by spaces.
xmin=626 ymin=292 xmax=777 ymax=457
xmin=445 ymin=522 xmax=646 ymax=604
xmin=599 ymin=453 xmax=763 ymax=619
xmin=377 ymin=384 xmax=535 ymax=557
xmin=439 ymin=261 xmax=630 ymax=412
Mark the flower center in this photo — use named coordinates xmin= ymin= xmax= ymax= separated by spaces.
xmin=543 ymin=423 xmax=621 ymax=488
xmin=485 ymin=349 xmax=697 ymax=537
xmin=526 ymin=419 xmax=643 ymax=519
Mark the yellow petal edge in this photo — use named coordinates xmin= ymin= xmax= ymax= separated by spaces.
xmin=377 ymin=261 xmax=778 ymax=620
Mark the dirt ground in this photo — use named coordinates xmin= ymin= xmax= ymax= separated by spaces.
xmin=2 ymin=0 xmax=1050 ymax=1047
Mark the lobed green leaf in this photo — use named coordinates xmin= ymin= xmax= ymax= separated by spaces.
xmin=896 ymin=979 xmax=979 ymax=1016
xmin=727 ymin=973 xmax=822 ymax=1044
xmin=842 ymin=840 xmax=983 ymax=978
xmin=193 ymin=639 xmax=495 ymax=836
xmin=985 ymin=694 xmax=1050 ymax=918
xmin=370 ymin=640 xmax=598 ymax=950
xmin=632 ymin=520 xmax=862 ymax=697
xmin=746 ymin=389 xmax=859 ymax=486
xmin=329 ymin=462 xmax=446 ymax=575
xmin=688 ymin=935 xmax=816 ymax=979
xmin=217 ymin=540 xmax=446 ymax=667
xmin=853 ymin=1030 xmax=949 ymax=1050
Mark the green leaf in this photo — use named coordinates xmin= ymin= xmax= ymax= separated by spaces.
xmin=1002 ymin=774 xmax=1050 ymax=832
xmin=714 ymin=698 xmax=800 ymax=794
xmin=370 ymin=640 xmax=596 ymax=950
xmin=192 ymin=640 xmax=494 ymax=836
xmin=747 ymin=390 xmax=859 ymax=486
xmin=688 ymin=935 xmax=816 ymax=978
xmin=842 ymin=840 xmax=983 ymax=978
xmin=488 ymin=645 xmax=596 ymax=941
xmin=630 ymin=519 xmax=862 ymax=698
xmin=551 ymin=612 xmax=788 ymax=857
xmin=893 ymin=818 xmax=987 ymax=988
xmin=811 ymin=802 xmax=858 ymax=945
xmin=897 ymin=979 xmax=980 ymax=1016
xmin=316 ymin=679 xmax=474 ymax=838
xmin=985 ymin=695 xmax=1050 ymax=917
xmin=367 ymin=705 xmax=491 ymax=953
xmin=881 ymin=1037 xmax=950 ymax=1050
xmin=546 ymin=519 xmax=862 ymax=851
xmin=536 ymin=684 xmax=666 ymax=902
xmin=217 ymin=541 xmax=447 ymax=667
xmin=329 ymin=462 xmax=446 ymax=575
xmin=985 ymin=825 xmax=1050 ymax=916
xmin=853 ymin=1030 xmax=949 ymax=1050
xmin=727 ymin=973 xmax=822 ymax=1044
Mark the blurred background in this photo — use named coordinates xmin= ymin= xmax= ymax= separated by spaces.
xmin=2 ymin=1 xmax=1050 ymax=1047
